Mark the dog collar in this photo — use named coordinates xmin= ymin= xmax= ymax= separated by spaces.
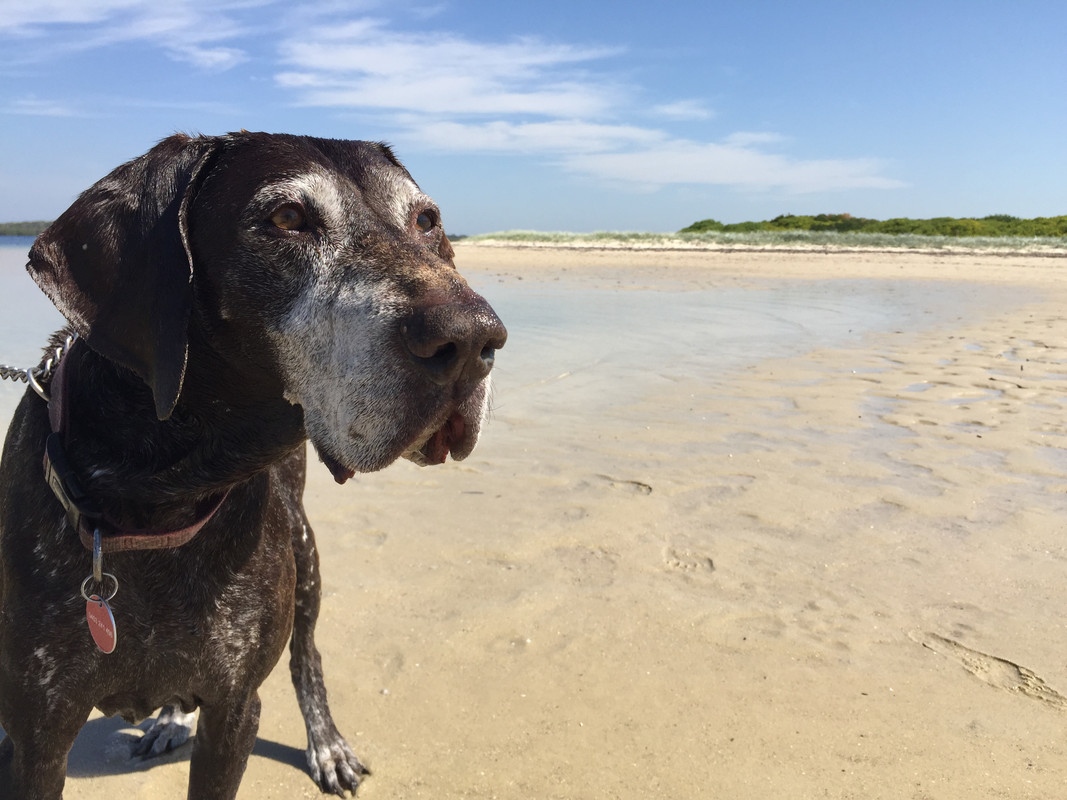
xmin=41 ymin=347 xmax=228 ymax=553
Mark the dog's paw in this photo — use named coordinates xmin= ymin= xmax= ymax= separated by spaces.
xmin=307 ymin=728 xmax=369 ymax=797
xmin=131 ymin=706 xmax=196 ymax=758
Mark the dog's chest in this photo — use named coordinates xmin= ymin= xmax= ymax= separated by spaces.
xmin=85 ymin=548 xmax=296 ymax=720
xmin=4 ymin=486 xmax=298 ymax=706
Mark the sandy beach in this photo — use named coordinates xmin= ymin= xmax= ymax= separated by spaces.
xmin=11 ymin=243 xmax=1067 ymax=798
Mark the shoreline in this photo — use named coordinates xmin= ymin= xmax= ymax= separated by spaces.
xmin=452 ymin=240 xmax=1067 ymax=290
xmin=460 ymin=239 xmax=1067 ymax=258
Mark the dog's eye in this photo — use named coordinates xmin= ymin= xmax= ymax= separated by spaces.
xmin=271 ymin=204 xmax=306 ymax=231
xmin=415 ymin=210 xmax=437 ymax=233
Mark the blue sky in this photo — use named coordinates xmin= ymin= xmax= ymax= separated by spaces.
xmin=1 ymin=1 xmax=1064 ymax=234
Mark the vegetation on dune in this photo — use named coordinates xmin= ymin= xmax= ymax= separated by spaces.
xmin=0 ymin=221 xmax=50 ymax=236
xmin=464 ymin=213 xmax=1067 ymax=253
xmin=465 ymin=228 xmax=1067 ymax=253
xmin=680 ymin=213 xmax=1067 ymax=238
xmin=466 ymin=230 xmax=682 ymax=244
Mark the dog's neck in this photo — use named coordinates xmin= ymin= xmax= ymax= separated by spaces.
xmin=57 ymin=339 xmax=307 ymax=530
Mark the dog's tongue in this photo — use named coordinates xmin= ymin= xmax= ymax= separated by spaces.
xmin=422 ymin=412 xmax=465 ymax=465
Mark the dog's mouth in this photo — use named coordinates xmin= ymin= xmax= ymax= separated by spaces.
xmin=316 ymin=406 xmax=480 ymax=485
xmin=401 ymin=410 xmax=469 ymax=468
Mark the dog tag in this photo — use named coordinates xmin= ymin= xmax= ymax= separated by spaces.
xmin=86 ymin=594 xmax=117 ymax=654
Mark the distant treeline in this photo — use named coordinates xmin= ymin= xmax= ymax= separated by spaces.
xmin=0 ymin=221 xmax=50 ymax=236
xmin=680 ymin=213 xmax=1067 ymax=237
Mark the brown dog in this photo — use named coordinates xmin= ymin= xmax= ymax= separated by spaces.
xmin=0 ymin=132 xmax=506 ymax=798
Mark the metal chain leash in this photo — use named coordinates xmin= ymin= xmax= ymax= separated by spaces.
xmin=0 ymin=332 xmax=77 ymax=401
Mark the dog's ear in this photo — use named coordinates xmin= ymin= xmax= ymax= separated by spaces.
xmin=28 ymin=134 xmax=217 ymax=420
xmin=438 ymin=232 xmax=455 ymax=262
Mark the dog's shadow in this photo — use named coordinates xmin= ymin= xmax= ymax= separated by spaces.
xmin=1 ymin=718 xmax=307 ymax=779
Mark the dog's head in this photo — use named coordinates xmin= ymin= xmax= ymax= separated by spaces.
xmin=28 ymin=132 xmax=506 ymax=482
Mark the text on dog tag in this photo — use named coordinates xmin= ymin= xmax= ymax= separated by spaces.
xmin=86 ymin=594 xmax=117 ymax=654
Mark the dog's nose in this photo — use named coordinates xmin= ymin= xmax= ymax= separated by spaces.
xmin=401 ymin=294 xmax=507 ymax=387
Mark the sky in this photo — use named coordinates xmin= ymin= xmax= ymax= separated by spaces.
xmin=1 ymin=0 xmax=1064 ymax=234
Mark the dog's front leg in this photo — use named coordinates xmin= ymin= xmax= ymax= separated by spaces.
xmin=0 ymin=699 xmax=91 ymax=799
xmin=186 ymin=693 xmax=261 ymax=800
xmin=290 ymin=514 xmax=368 ymax=795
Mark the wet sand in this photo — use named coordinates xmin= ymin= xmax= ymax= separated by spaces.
xmin=17 ymin=244 xmax=1067 ymax=798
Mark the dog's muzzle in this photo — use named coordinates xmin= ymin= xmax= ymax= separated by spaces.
xmin=398 ymin=291 xmax=507 ymax=468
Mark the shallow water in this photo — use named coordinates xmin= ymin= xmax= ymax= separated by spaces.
xmin=0 ymin=240 xmax=1037 ymax=431
xmin=0 ymin=243 xmax=65 ymax=426
xmin=479 ymin=274 xmax=1036 ymax=423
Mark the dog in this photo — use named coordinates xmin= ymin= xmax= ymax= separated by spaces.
xmin=0 ymin=132 xmax=506 ymax=799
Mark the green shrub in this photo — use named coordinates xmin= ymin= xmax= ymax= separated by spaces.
xmin=679 ymin=218 xmax=725 ymax=233
xmin=679 ymin=214 xmax=1067 ymax=238
xmin=0 ymin=220 xmax=51 ymax=236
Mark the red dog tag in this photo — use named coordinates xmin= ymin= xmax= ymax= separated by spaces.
xmin=86 ymin=594 xmax=117 ymax=654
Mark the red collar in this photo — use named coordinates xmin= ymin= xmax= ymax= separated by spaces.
xmin=42 ymin=349 xmax=228 ymax=554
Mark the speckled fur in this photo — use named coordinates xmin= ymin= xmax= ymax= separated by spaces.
xmin=0 ymin=133 xmax=505 ymax=799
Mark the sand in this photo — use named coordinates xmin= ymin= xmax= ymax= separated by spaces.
xmin=27 ymin=245 xmax=1067 ymax=797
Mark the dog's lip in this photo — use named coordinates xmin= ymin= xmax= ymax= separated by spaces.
xmin=319 ymin=448 xmax=357 ymax=485
xmin=403 ymin=410 xmax=468 ymax=467
xmin=315 ymin=406 xmax=475 ymax=481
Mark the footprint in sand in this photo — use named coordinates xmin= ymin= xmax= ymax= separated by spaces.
xmin=596 ymin=474 xmax=653 ymax=495
xmin=662 ymin=547 xmax=715 ymax=575
xmin=554 ymin=545 xmax=617 ymax=588
xmin=912 ymin=631 xmax=1067 ymax=711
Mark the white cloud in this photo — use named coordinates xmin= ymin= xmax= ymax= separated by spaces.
xmin=0 ymin=0 xmax=145 ymax=31
xmin=170 ymin=44 xmax=248 ymax=70
xmin=282 ymin=20 xmax=619 ymax=78
xmin=723 ymin=131 xmax=788 ymax=147
xmin=272 ymin=18 xmax=903 ymax=194
xmin=277 ymin=21 xmax=623 ymax=117
xmin=386 ymin=115 xmax=901 ymax=194
xmin=3 ymin=97 xmax=82 ymax=116
xmin=652 ymin=99 xmax=714 ymax=121
xmin=566 ymin=140 xmax=906 ymax=193
xmin=0 ymin=4 xmax=905 ymax=196
xmin=3 ymin=94 xmax=236 ymax=118
xmin=279 ymin=73 xmax=614 ymax=117
xmin=398 ymin=118 xmax=666 ymax=154
xmin=0 ymin=0 xmax=264 ymax=70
